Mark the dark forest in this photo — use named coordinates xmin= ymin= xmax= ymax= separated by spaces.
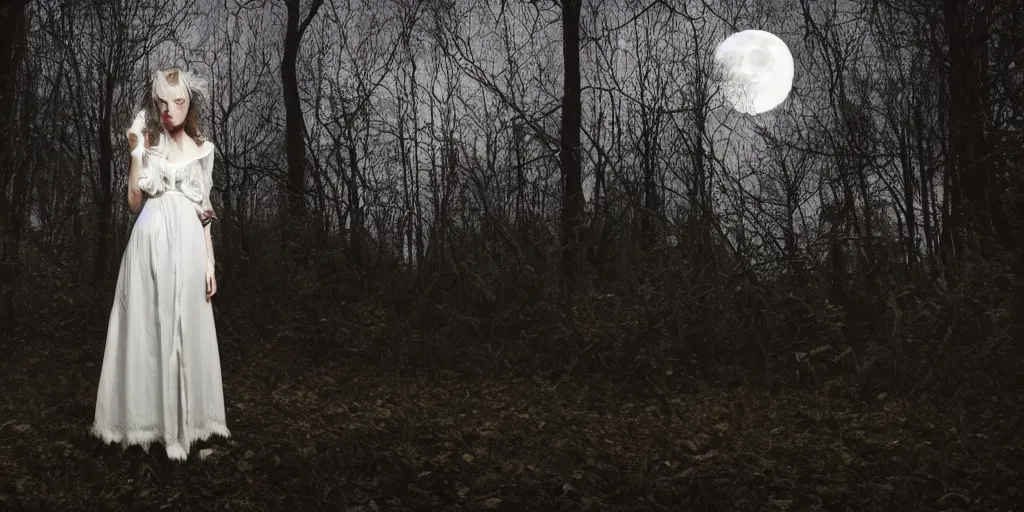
xmin=1 ymin=0 xmax=1022 ymax=509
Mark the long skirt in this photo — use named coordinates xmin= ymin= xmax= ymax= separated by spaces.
xmin=91 ymin=191 xmax=229 ymax=460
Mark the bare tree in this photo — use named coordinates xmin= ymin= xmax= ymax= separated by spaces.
xmin=207 ymin=0 xmax=281 ymax=275
xmin=940 ymin=0 xmax=1008 ymax=262
xmin=281 ymin=0 xmax=325 ymax=260
xmin=315 ymin=0 xmax=404 ymax=269
xmin=36 ymin=0 xmax=188 ymax=282
xmin=557 ymin=0 xmax=586 ymax=289
xmin=0 ymin=0 xmax=31 ymax=335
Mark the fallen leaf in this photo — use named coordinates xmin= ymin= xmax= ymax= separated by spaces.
xmin=480 ymin=498 xmax=502 ymax=509
xmin=864 ymin=433 xmax=889 ymax=446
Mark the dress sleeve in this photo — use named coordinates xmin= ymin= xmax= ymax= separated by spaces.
xmin=200 ymin=144 xmax=217 ymax=226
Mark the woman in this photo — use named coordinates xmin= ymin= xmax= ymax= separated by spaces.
xmin=91 ymin=67 xmax=230 ymax=461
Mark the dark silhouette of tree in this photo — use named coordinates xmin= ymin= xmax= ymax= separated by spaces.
xmin=940 ymin=0 xmax=1009 ymax=262
xmin=0 ymin=0 xmax=31 ymax=335
xmin=559 ymin=0 xmax=585 ymax=290
xmin=281 ymin=0 xmax=325 ymax=262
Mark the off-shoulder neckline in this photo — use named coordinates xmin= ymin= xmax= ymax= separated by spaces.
xmin=163 ymin=141 xmax=214 ymax=166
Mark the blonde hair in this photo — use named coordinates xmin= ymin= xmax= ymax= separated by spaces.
xmin=143 ymin=67 xmax=209 ymax=144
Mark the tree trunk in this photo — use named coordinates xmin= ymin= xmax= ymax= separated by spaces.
xmin=943 ymin=0 xmax=1002 ymax=260
xmin=559 ymin=0 xmax=585 ymax=290
xmin=914 ymin=100 xmax=935 ymax=271
xmin=0 ymin=0 xmax=29 ymax=336
xmin=899 ymin=124 xmax=917 ymax=270
xmin=396 ymin=72 xmax=413 ymax=265
xmin=346 ymin=128 xmax=364 ymax=269
xmin=94 ymin=73 xmax=116 ymax=282
xmin=281 ymin=0 xmax=324 ymax=261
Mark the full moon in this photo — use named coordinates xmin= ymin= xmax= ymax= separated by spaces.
xmin=714 ymin=30 xmax=794 ymax=115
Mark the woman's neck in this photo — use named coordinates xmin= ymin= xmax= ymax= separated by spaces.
xmin=168 ymin=126 xmax=188 ymax=144
xmin=165 ymin=126 xmax=194 ymax=152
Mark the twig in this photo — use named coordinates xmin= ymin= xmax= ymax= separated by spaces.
xmin=908 ymin=296 xmax=962 ymax=398
xmin=552 ymin=341 xmax=595 ymax=389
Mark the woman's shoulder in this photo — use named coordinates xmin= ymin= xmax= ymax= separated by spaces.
xmin=194 ymin=139 xmax=215 ymax=161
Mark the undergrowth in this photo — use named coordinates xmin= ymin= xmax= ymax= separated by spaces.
xmin=0 ymin=236 xmax=1021 ymax=510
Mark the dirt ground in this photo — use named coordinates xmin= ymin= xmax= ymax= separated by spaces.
xmin=1 ymin=298 xmax=1021 ymax=511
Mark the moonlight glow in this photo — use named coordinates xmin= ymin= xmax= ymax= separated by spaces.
xmin=714 ymin=30 xmax=794 ymax=115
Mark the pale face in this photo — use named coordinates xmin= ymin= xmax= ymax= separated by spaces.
xmin=156 ymin=83 xmax=190 ymax=131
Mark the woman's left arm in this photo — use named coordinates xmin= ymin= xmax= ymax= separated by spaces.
xmin=202 ymin=143 xmax=217 ymax=265
xmin=202 ymin=145 xmax=218 ymax=299
xmin=205 ymin=223 xmax=215 ymax=268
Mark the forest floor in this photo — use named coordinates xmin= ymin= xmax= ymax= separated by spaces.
xmin=1 ymin=288 xmax=1022 ymax=511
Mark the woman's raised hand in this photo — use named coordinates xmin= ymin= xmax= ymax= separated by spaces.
xmin=126 ymin=110 xmax=146 ymax=156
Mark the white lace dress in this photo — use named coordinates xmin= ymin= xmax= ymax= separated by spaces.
xmin=91 ymin=141 xmax=230 ymax=460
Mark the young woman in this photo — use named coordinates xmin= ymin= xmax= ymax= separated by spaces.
xmin=91 ymin=68 xmax=229 ymax=461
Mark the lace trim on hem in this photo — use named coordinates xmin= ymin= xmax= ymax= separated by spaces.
xmin=90 ymin=422 xmax=230 ymax=460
